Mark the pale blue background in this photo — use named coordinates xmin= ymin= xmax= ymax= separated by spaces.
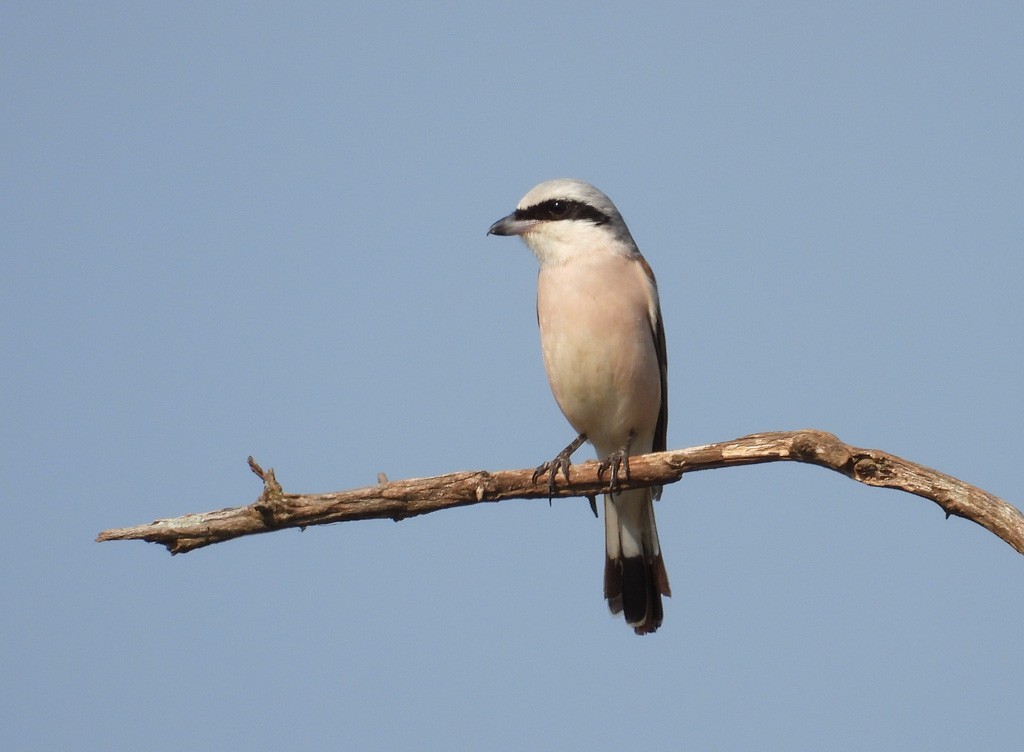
xmin=4 ymin=3 xmax=1023 ymax=750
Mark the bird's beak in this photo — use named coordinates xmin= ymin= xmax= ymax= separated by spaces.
xmin=487 ymin=213 xmax=536 ymax=237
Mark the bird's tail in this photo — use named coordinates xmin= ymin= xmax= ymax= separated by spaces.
xmin=603 ymin=487 xmax=671 ymax=635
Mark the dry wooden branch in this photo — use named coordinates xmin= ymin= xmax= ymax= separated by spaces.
xmin=96 ymin=429 xmax=1024 ymax=557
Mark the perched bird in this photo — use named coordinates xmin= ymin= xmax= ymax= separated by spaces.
xmin=488 ymin=178 xmax=671 ymax=634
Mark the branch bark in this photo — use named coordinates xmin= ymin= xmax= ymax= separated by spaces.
xmin=96 ymin=429 xmax=1024 ymax=557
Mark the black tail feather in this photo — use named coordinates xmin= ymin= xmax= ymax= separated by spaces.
xmin=604 ymin=554 xmax=670 ymax=635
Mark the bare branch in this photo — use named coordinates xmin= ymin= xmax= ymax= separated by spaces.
xmin=96 ymin=429 xmax=1024 ymax=557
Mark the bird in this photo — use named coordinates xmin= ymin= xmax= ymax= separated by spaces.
xmin=488 ymin=178 xmax=671 ymax=634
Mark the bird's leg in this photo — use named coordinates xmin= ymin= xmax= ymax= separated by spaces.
xmin=533 ymin=433 xmax=587 ymax=501
xmin=597 ymin=430 xmax=635 ymax=494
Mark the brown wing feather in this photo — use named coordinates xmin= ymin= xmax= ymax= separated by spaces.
xmin=637 ymin=253 xmax=668 ymax=504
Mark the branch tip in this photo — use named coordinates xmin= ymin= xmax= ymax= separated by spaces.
xmin=247 ymin=456 xmax=264 ymax=479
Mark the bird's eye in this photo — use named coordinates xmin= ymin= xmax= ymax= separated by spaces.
xmin=547 ymin=200 xmax=569 ymax=219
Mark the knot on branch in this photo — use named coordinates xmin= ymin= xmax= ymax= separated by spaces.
xmin=790 ymin=430 xmax=852 ymax=468
xmin=852 ymin=455 xmax=895 ymax=483
xmin=248 ymin=456 xmax=288 ymax=528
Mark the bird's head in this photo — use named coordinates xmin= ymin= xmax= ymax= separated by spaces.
xmin=488 ymin=178 xmax=638 ymax=266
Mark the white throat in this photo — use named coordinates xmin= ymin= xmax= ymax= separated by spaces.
xmin=522 ymin=221 xmax=638 ymax=269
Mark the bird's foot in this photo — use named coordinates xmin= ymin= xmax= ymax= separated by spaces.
xmin=597 ymin=431 xmax=635 ymax=494
xmin=532 ymin=433 xmax=587 ymax=501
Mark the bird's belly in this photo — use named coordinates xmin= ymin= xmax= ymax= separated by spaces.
xmin=537 ymin=265 xmax=661 ymax=456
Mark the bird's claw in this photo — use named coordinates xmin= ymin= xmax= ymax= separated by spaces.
xmin=597 ymin=450 xmax=631 ymax=493
xmin=532 ymin=451 xmax=574 ymax=500
xmin=597 ymin=432 xmax=635 ymax=494
xmin=532 ymin=433 xmax=587 ymax=504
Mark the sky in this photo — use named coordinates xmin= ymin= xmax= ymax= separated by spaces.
xmin=3 ymin=2 xmax=1024 ymax=749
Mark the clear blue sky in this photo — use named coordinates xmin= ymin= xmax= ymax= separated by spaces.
xmin=4 ymin=3 xmax=1023 ymax=749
